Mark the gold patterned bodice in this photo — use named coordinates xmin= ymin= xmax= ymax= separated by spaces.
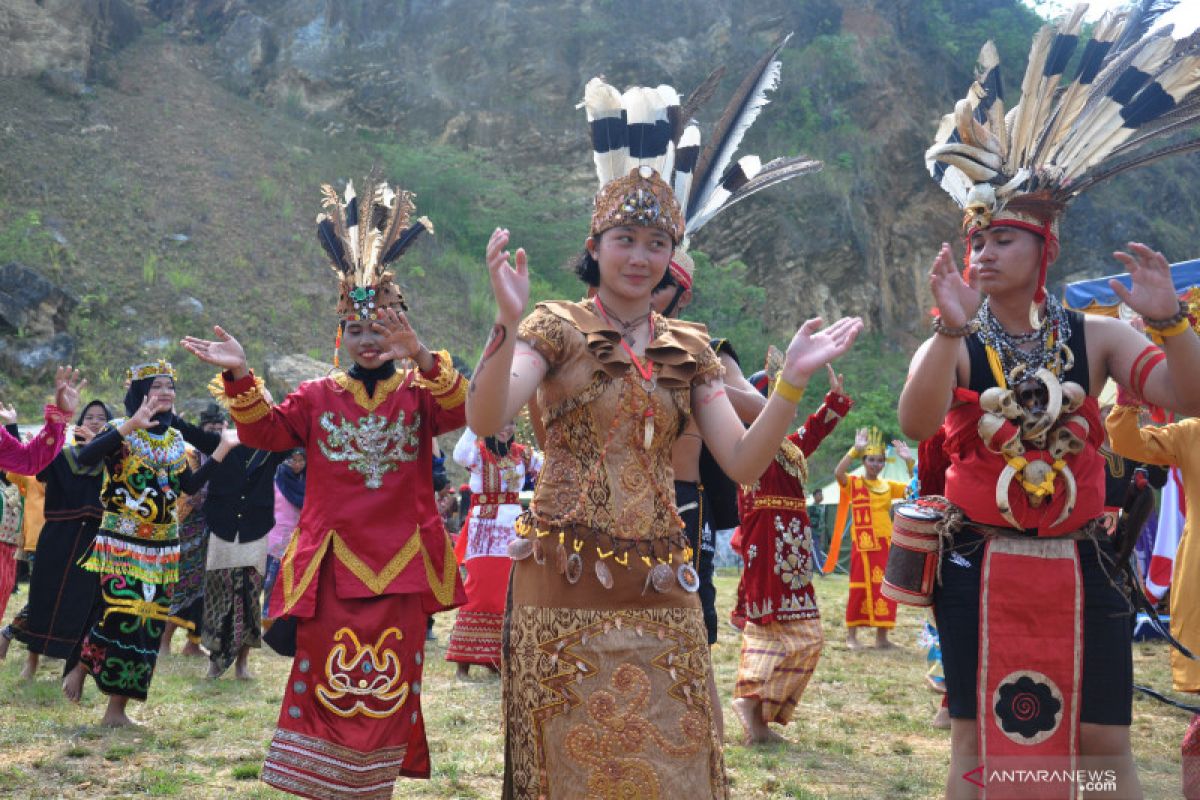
xmin=519 ymin=301 xmax=722 ymax=539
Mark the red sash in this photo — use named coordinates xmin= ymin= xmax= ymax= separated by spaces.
xmin=977 ymin=538 xmax=1081 ymax=798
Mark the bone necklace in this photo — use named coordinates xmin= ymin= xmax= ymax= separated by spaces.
xmin=975 ymin=295 xmax=1072 ymax=381
xmin=594 ymin=295 xmax=657 ymax=449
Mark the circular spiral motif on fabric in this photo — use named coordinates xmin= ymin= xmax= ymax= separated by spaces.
xmin=992 ymin=670 xmax=1064 ymax=745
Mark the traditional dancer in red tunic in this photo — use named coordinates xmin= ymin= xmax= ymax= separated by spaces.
xmin=183 ymin=176 xmax=466 ymax=800
xmin=731 ymin=368 xmax=851 ymax=743
xmin=446 ymin=424 xmax=539 ymax=675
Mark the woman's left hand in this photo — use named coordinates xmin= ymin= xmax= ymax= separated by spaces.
xmin=892 ymin=439 xmax=913 ymax=462
xmin=373 ymin=308 xmax=425 ymax=362
xmin=1109 ymin=243 xmax=1180 ymax=320
xmin=781 ymin=317 xmax=864 ymax=384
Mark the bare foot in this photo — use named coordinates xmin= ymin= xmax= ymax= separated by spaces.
xmin=874 ymin=639 xmax=897 ymax=651
xmin=18 ymin=652 xmax=39 ymax=681
xmin=456 ymin=663 xmax=470 ymax=680
xmin=101 ymin=709 xmax=138 ymax=727
xmin=732 ymin=697 xmax=779 ymax=745
xmin=206 ymin=660 xmax=223 ymax=679
xmin=235 ymin=654 xmax=254 ymax=681
xmin=181 ymin=641 xmax=204 ymax=658
xmin=0 ymin=628 xmax=11 ymax=660
xmin=62 ymin=665 xmax=87 ymax=703
xmin=932 ymin=706 xmax=951 ymax=730
xmin=846 ymin=635 xmax=864 ymax=651
xmin=101 ymin=697 xmax=137 ymax=727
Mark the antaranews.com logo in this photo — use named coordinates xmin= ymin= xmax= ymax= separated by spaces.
xmin=963 ymin=764 xmax=1118 ymax=793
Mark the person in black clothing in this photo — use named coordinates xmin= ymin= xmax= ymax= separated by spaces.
xmin=0 ymin=400 xmax=111 ymax=681
xmin=198 ymin=428 xmax=286 ymax=679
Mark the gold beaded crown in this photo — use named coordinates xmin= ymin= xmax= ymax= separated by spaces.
xmin=590 ymin=165 xmax=683 ymax=243
xmin=125 ymin=359 xmax=177 ymax=384
xmin=862 ymin=427 xmax=886 ymax=458
xmin=315 ymin=174 xmax=434 ymax=322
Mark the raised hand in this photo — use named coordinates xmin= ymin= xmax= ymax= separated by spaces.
xmin=486 ymin=227 xmax=529 ymax=324
xmin=53 ymin=366 xmax=86 ymax=415
xmin=1109 ymin=243 xmax=1181 ymax=320
xmin=73 ymin=423 xmax=97 ymax=445
xmin=181 ymin=326 xmax=248 ymax=378
xmin=929 ymin=243 xmax=980 ymax=329
xmin=126 ymin=396 xmax=161 ymax=431
xmin=0 ymin=403 xmax=16 ymax=426
xmin=214 ymin=426 xmax=240 ymax=459
xmin=893 ymin=439 xmax=913 ymax=462
xmin=854 ymin=427 xmax=869 ymax=452
xmin=780 ymin=317 xmax=864 ymax=384
xmin=825 ymin=364 xmax=845 ymax=396
xmin=372 ymin=307 xmax=423 ymax=362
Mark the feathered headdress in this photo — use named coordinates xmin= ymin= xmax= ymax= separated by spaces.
xmin=315 ymin=171 xmax=434 ymax=322
xmin=927 ymin=1 xmax=1200 ymax=305
xmin=582 ymin=32 xmax=822 ymax=287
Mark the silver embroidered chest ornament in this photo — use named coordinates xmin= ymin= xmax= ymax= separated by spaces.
xmin=318 ymin=410 xmax=422 ymax=489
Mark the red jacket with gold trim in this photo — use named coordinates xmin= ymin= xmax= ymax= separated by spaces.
xmin=733 ymin=391 xmax=851 ymax=625
xmin=223 ymin=352 xmax=468 ymax=618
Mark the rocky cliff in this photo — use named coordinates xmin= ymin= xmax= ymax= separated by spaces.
xmin=2 ymin=0 xmax=1199 ymax=407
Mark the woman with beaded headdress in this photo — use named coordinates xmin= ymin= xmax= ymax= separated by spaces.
xmin=181 ymin=176 xmax=469 ymax=799
xmin=62 ymin=360 xmax=230 ymax=726
xmin=468 ymin=73 xmax=862 ymax=798
xmin=899 ymin=6 xmax=1200 ymax=797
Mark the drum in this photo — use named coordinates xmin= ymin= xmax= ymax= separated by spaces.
xmin=881 ymin=500 xmax=945 ymax=607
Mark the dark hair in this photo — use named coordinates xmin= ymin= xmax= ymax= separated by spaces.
xmin=573 ymin=230 xmax=678 ymax=292
xmin=484 ymin=436 xmax=511 ymax=458
xmin=573 ymin=245 xmax=602 ymax=287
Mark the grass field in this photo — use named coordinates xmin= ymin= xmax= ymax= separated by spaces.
xmin=0 ymin=571 xmax=1187 ymax=799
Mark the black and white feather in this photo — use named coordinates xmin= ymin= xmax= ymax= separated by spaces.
xmin=926 ymin=1 xmax=1200 ymax=216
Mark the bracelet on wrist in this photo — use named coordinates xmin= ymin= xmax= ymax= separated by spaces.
xmin=1146 ymin=316 xmax=1191 ymax=344
xmin=1143 ymin=302 xmax=1187 ymax=330
xmin=931 ymin=315 xmax=977 ymax=338
xmin=773 ymin=375 xmax=805 ymax=404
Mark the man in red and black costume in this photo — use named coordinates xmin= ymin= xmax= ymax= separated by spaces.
xmin=183 ymin=177 xmax=466 ymax=800
xmin=902 ymin=14 xmax=1200 ymax=798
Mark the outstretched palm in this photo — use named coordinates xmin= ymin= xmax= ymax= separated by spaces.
xmin=53 ymin=366 xmax=86 ymax=415
xmin=929 ymin=243 xmax=980 ymax=328
xmin=783 ymin=317 xmax=864 ymax=381
xmin=1110 ymin=243 xmax=1180 ymax=320
xmin=181 ymin=326 xmax=248 ymax=373
xmin=487 ymin=227 xmax=529 ymax=324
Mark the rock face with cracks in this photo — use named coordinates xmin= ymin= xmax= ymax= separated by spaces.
xmin=6 ymin=0 xmax=1200 ymax=345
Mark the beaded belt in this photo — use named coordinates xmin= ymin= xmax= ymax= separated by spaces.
xmin=511 ymin=511 xmax=700 ymax=593
xmin=100 ymin=511 xmax=178 ymax=542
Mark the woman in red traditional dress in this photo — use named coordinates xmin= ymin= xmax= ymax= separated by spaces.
xmin=731 ymin=366 xmax=851 ymax=744
xmin=446 ymin=422 xmax=540 ymax=676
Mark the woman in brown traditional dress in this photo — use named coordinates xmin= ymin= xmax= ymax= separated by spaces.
xmin=467 ymin=78 xmax=863 ymax=800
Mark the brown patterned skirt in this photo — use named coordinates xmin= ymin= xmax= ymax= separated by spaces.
xmin=501 ymin=552 xmax=728 ymax=800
